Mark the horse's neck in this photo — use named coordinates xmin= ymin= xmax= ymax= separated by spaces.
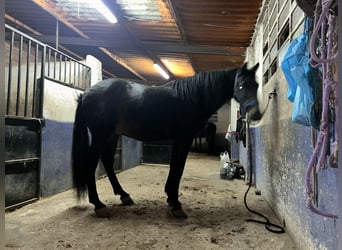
xmin=169 ymin=69 xmax=236 ymax=117
xmin=202 ymin=69 xmax=236 ymax=115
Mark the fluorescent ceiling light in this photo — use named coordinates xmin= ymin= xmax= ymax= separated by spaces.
xmin=90 ymin=0 xmax=117 ymax=23
xmin=153 ymin=63 xmax=170 ymax=80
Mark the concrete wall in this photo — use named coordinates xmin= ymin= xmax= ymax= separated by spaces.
xmin=122 ymin=136 xmax=142 ymax=170
xmin=40 ymin=78 xmax=82 ymax=196
xmin=242 ymin=0 xmax=339 ymax=249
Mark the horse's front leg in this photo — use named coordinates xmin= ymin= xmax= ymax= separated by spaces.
xmin=165 ymin=137 xmax=193 ymax=219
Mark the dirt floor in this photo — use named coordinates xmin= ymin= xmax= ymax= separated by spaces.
xmin=5 ymin=153 xmax=296 ymax=250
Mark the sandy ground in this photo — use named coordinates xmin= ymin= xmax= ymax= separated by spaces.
xmin=5 ymin=153 xmax=296 ymax=250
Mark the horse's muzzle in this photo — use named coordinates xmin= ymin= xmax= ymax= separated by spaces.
xmin=247 ymin=106 xmax=262 ymax=121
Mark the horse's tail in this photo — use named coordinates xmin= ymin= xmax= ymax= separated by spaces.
xmin=72 ymin=94 xmax=89 ymax=199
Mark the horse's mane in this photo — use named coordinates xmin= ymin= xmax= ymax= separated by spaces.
xmin=165 ymin=69 xmax=235 ymax=106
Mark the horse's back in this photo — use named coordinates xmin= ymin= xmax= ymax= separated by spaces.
xmin=79 ymin=77 xmax=219 ymax=141
xmin=80 ymin=79 xmax=176 ymax=138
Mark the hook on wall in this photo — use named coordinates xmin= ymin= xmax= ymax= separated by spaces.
xmin=268 ymin=89 xmax=277 ymax=99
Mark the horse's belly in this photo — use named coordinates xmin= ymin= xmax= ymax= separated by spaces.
xmin=115 ymin=120 xmax=174 ymax=141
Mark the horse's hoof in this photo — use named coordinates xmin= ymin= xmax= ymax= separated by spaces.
xmin=167 ymin=198 xmax=182 ymax=207
xmin=171 ymin=208 xmax=188 ymax=219
xmin=95 ymin=207 xmax=112 ymax=218
xmin=121 ymin=195 xmax=134 ymax=206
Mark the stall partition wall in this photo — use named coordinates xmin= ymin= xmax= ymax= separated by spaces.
xmin=4 ymin=24 xmax=92 ymax=209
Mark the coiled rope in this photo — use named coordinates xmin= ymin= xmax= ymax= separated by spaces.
xmin=305 ymin=0 xmax=338 ymax=219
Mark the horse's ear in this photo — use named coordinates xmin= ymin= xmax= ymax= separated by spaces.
xmin=250 ymin=63 xmax=259 ymax=72
xmin=242 ymin=63 xmax=248 ymax=71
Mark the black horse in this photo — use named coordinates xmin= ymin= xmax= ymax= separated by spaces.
xmin=72 ymin=63 xmax=261 ymax=218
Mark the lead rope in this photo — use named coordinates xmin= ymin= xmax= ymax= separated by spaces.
xmin=243 ymin=113 xmax=285 ymax=234
xmin=305 ymin=0 xmax=338 ymax=219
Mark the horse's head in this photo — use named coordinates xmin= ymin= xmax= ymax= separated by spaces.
xmin=233 ymin=63 xmax=262 ymax=121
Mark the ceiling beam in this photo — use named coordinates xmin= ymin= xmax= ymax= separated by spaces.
xmin=30 ymin=35 xmax=244 ymax=56
xmin=32 ymin=0 xmax=146 ymax=80
xmin=167 ymin=0 xmax=196 ymax=71
xmin=146 ymin=44 xmax=244 ymax=56
xmin=108 ymin=1 xmax=174 ymax=79
xmin=100 ymin=48 xmax=147 ymax=81
xmin=32 ymin=0 xmax=89 ymax=38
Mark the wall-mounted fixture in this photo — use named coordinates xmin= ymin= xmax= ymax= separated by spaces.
xmin=153 ymin=63 xmax=170 ymax=80
xmin=90 ymin=0 xmax=117 ymax=23
xmin=268 ymin=89 xmax=277 ymax=99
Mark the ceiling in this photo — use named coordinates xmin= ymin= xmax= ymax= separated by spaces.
xmin=5 ymin=0 xmax=262 ymax=85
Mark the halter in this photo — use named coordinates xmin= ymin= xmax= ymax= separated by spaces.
xmin=233 ymin=69 xmax=258 ymax=112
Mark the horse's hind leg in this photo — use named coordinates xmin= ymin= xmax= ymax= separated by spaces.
xmin=101 ymin=134 xmax=134 ymax=206
xmin=86 ymin=141 xmax=111 ymax=217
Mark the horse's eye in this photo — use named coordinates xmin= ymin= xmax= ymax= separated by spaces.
xmin=239 ymin=86 xmax=243 ymax=89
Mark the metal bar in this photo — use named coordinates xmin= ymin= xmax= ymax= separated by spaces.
xmin=16 ymin=35 xmax=23 ymax=116
xmin=73 ymin=60 xmax=76 ymax=86
xmin=55 ymin=19 xmax=59 ymax=49
xmin=38 ymin=46 xmax=46 ymax=118
xmin=69 ymin=58 xmax=72 ymax=85
xmin=7 ymin=30 xmax=14 ymax=115
xmin=78 ymin=63 xmax=80 ymax=87
xmin=82 ymin=65 xmax=85 ymax=89
xmin=5 ymin=198 xmax=39 ymax=212
xmin=85 ymin=66 xmax=89 ymax=88
xmin=36 ymin=118 xmax=43 ymax=205
xmin=47 ymin=48 xmax=51 ymax=77
xmin=24 ymin=39 xmax=31 ymax=117
xmin=59 ymin=54 xmax=62 ymax=81
xmin=64 ymin=56 xmax=67 ymax=83
xmin=32 ymin=43 xmax=38 ymax=117
xmin=5 ymin=157 xmax=40 ymax=164
xmin=53 ymin=50 xmax=56 ymax=79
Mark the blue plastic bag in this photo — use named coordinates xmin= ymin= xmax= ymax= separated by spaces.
xmin=292 ymin=84 xmax=312 ymax=126
xmin=281 ymin=17 xmax=320 ymax=128
xmin=281 ymin=32 xmax=309 ymax=102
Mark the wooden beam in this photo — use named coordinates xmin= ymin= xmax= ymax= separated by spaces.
xmin=32 ymin=0 xmax=89 ymax=38
xmin=31 ymin=0 xmax=145 ymax=80
xmin=100 ymin=48 xmax=147 ymax=81
xmin=30 ymin=35 xmax=244 ymax=56
xmin=5 ymin=14 xmax=41 ymax=36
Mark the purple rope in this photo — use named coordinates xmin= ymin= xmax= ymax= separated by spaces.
xmin=310 ymin=0 xmax=337 ymax=65
xmin=305 ymin=0 xmax=338 ymax=219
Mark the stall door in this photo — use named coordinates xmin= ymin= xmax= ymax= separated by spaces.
xmin=5 ymin=118 xmax=42 ymax=210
